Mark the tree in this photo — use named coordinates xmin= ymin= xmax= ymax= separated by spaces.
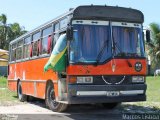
xmin=10 ymin=23 xmax=27 ymax=39
xmin=0 ymin=14 xmax=10 ymax=49
xmin=148 ymin=23 xmax=160 ymax=67
xmin=0 ymin=14 xmax=27 ymax=50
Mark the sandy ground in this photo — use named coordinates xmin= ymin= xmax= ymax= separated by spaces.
xmin=0 ymin=100 xmax=160 ymax=120
xmin=0 ymin=103 xmax=54 ymax=114
xmin=0 ymin=101 xmax=123 ymax=120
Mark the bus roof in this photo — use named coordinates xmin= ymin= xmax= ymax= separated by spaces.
xmin=10 ymin=5 xmax=144 ymax=44
xmin=73 ymin=5 xmax=144 ymax=23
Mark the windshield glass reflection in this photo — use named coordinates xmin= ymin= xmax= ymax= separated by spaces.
xmin=112 ymin=27 xmax=145 ymax=57
xmin=70 ymin=24 xmax=111 ymax=63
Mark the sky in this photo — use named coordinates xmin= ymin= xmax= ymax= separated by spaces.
xmin=0 ymin=0 xmax=159 ymax=31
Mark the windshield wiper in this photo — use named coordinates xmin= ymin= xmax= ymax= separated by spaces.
xmin=95 ymin=39 xmax=109 ymax=66
xmin=112 ymin=32 xmax=123 ymax=56
xmin=112 ymin=31 xmax=132 ymax=68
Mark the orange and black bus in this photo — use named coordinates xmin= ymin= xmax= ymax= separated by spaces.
xmin=8 ymin=5 xmax=150 ymax=112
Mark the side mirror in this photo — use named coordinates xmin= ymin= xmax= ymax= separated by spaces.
xmin=146 ymin=30 xmax=151 ymax=43
xmin=66 ymin=26 xmax=73 ymax=41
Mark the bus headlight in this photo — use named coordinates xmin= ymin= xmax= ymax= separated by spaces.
xmin=77 ymin=77 xmax=93 ymax=83
xmin=132 ymin=76 xmax=144 ymax=83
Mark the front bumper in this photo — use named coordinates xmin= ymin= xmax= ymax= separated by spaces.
xmin=67 ymin=84 xmax=147 ymax=104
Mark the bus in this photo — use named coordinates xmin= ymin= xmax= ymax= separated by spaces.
xmin=8 ymin=5 xmax=150 ymax=112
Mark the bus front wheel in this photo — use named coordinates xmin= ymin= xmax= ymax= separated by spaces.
xmin=17 ymin=81 xmax=27 ymax=102
xmin=45 ymin=83 xmax=68 ymax=112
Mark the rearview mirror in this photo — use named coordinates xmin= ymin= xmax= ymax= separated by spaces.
xmin=146 ymin=30 xmax=151 ymax=43
xmin=66 ymin=26 xmax=73 ymax=41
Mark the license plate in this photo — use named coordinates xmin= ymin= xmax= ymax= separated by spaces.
xmin=106 ymin=91 xmax=120 ymax=96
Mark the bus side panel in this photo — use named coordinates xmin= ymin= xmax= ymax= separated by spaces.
xmin=8 ymin=63 xmax=16 ymax=80
xmin=21 ymin=82 xmax=27 ymax=94
xmin=16 ymin=62 xmax=23 ymax=80
xmin=23 ymin=82 xmax=35 ymax=96
xmin=36 ymin=82 xmax=46 ymax=99
xmin=22 ymin=58 xmax=59 ymax=99
xmin=8 ymin=63 xmax=17 ymax=92
xmin=8 ymin=58 xmax=59 ymax=99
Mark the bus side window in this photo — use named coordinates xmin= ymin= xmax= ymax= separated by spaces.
xmin=11 ymin=49 xmax=16 ymax=61
xmin=11 ymin=44 xmax=16 ymax=61
xmin=32 ymin=32 xmax=41 ymax=57
xmin=32 ymin=41 xmax=38 ymax=57
xmin=42 ymin=26 xmax=52 ymax=55
xmin=14 ymin=50 xmax=16 ymax=61
xmin=24 ymin=36 xmax=31 ymax=59
xmin=16 ymin=48 xmax=20 ymax=60
xmin=53 ymin=22 xmax=60 ymax=45
xmin=16 ymin=40 xmax=23 ymax=60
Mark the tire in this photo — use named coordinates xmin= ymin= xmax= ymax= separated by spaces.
xmin=17 ymin=81 xmax=27 ymax=102
xmin=45 ymin=83 xmax=68 ymax=112
xmin=102 ymin=103 xmax=120 ymax=109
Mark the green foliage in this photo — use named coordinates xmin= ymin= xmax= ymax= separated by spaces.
xmin=0 ymin=14 xmax=27 ymax=50
xmin=147 ymin=23 xmax=160 ymax=67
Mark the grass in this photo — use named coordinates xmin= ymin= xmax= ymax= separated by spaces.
xmin=146 ymin=76 xmax=160 ymax=102
xmin=0 ymin=76 xmax=21 ymax=106
xmin=0 ymin=89 xmax=20 ymax=106
xmin=0 ymin=76 xmax=7 ymax=88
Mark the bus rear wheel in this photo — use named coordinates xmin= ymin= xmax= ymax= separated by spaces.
xmin=17 ymin=81 xmax=27 ymax=102
xmin=45 ymin=83 xmax=68 ymax=112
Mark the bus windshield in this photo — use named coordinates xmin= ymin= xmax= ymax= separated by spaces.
xmin=70 ymin=24 xmax=112 ymax=63
xmin=70 ymin=23 xmax=145 ymax=64
xmin=112 ymin=26 xmax=145 ymax=57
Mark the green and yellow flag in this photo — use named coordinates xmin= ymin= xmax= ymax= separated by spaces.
xmin=44 ymin=34 xmax=67 ymax=72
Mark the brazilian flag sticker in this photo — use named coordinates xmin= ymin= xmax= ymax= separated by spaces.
xmin=44 ymin=34 xmax=67 ymax=72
